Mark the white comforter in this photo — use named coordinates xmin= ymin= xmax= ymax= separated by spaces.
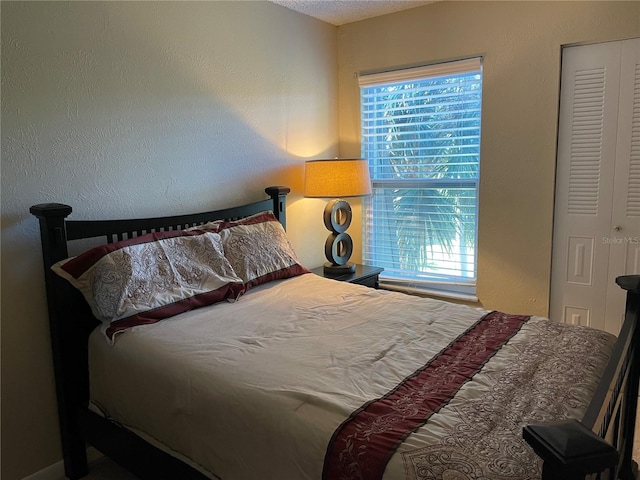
xmin=88 ymin=273 xmax=614 ymax=480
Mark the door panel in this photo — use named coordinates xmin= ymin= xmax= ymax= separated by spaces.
xmin=564 ymin=306 xmax=590 ymax=327
xmin=565 ymin=236 xmax=594 ymax=285
xmin=604 ymin=39 xmax=640 ymax=333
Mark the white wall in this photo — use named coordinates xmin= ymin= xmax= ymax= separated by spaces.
xmin=1 ymin=2 xmax=336 ymax=478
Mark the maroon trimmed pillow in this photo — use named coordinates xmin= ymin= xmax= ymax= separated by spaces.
xmin=215 ymin=211 xmax=310 ymax=290
xmin=51 ymin=228 xmax=244 ymax=342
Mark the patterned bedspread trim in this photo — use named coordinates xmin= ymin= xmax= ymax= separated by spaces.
xmin=322 ymin=311 xmax=529 ymax=480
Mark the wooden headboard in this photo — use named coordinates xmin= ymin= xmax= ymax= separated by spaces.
xmin=30 ymin=186 xmax=290 ymax=479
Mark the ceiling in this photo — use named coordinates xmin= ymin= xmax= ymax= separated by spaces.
xmin=268 ymin=0 xmax=437 ymax=26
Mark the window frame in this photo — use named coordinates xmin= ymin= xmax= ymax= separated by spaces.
xmin=359 ymin=58 xmax=483 ymax=300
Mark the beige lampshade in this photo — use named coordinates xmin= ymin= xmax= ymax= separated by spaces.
xmin=304 ymin=159 xmax=372 ymax=198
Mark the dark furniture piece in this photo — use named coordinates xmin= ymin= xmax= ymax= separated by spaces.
xmin=311 ymin=263 xmax=383 ymax=288
xmin=30 ymin=186 xmax=289 ymax=480
xmin=30 ymin=185 xmax=640 ymax=480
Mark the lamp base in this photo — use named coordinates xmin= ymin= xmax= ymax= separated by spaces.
xmin=323 ymin=262 xmax=356 ymax=275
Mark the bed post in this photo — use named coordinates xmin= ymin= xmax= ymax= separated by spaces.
xmin=523 ymin=419 xmax=618 ymax=479
xmin=30 ymin=203 xmax=89 ymax=480
xmin=265 ymin=186 xmax=290 ymax=228
xmin=614 ymin=274 xmax=640 ymax=480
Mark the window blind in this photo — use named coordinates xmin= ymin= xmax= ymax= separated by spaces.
xmin=359 ymin=58 xmax=483 ymax=298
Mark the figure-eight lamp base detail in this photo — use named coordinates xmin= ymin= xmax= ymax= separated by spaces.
xmin=323 ymin=262 xmax=357 ymax=275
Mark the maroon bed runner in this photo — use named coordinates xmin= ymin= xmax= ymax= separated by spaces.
xmin=322 ymin=311 xmax=530 ymax=480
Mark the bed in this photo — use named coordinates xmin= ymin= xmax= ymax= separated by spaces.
xmin=30 ymin=186 xmax=640 ymax=480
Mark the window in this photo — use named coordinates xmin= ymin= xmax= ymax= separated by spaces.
xmin=359 ymin=58 xmax=482 ymax=299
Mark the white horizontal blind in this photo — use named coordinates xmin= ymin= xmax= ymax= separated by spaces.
xmin=359 ymin=58 xmax=482 ymax=297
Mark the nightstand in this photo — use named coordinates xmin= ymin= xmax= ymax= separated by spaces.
xmin=311 ymin=264 xmax=384 ymax=289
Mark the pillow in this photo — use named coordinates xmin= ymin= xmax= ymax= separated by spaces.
xmin=51 ymin=228 xmax=244 ymax=342
xmin=216 ymin=211 xmax=310 ymax=290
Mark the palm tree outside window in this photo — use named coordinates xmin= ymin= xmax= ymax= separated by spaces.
xmin=359 ymin=58 xmax=483 ymax=299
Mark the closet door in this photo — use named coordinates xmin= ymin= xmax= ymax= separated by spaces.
xmin=550 ymin=38 xmax=640 ymax=335
xmin=605 ymin=39 xmax=640 ymax=330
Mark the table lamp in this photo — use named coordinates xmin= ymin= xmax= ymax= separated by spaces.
xmin=304 ymin=159 xmax=372 ymax=275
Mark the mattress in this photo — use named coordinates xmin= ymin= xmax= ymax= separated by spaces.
xmin=88 ymin=273 xmax=615 ymax=480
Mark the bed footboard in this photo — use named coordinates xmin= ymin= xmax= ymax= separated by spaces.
xmin=524 ymin=274 xmax=640 ymax=480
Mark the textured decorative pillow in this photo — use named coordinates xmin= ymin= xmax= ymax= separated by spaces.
xmin=51 ymin=229 xmax=244 ymax=342
xmin=216 ymin=211 xmax=310 ymax=290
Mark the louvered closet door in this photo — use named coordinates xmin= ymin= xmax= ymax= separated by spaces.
xmin=550 ymin=38 xmax=640 ymax=335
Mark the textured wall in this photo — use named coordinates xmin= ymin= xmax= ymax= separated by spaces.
xmin=1 ymin=2 xmax=336 ymax=478
xmin=338 ymin=1 xmax=640 ymax=315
